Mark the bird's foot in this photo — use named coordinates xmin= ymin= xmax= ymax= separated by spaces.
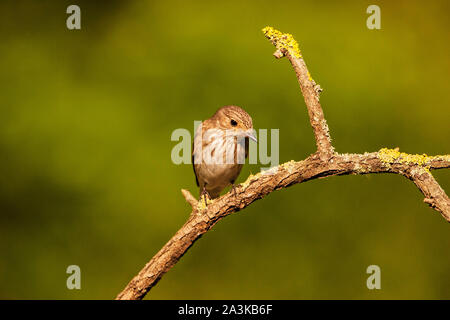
xmin=199 ymin=187 xmax=212 ymax=208
xmin=230 ymin=183 xmax=239 ymax=198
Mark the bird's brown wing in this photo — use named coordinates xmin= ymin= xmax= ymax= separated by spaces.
xmin=192 ymin=145 xmax=199 ymax=187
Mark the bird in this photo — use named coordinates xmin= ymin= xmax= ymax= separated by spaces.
xmin=192 ymin=105 xmax=257 ymax=200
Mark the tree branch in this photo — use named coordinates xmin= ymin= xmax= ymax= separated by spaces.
xmin=116 ymin=27 xmax=450 ymax=300
xmin=264 ymin=27 xmax=333 ymax=159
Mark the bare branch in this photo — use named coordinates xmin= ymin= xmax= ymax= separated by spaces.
xmin=116 ymin=27 xmax=450 ymax=300
xmin=408 ymin=168 xmax=450 ymax=220
xmin=263 ymin=26 xmax=334 ymax=159
xmin=181 ymin=189 xmax=197 ymax=209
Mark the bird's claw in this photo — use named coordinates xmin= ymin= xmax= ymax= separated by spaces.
xmin=200 ymin=187 xmax=211 ymax=207
xmin=231 ymin=183 xmax=238 ymax=198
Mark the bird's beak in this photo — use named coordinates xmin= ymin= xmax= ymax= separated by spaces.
xmin=246 ymin=130 xmax=257 ymax=142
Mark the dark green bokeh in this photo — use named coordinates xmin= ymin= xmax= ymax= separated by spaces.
xmin=0 ymin=0 xmax=449 ymax=299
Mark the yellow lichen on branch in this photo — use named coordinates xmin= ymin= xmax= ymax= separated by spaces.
xmin=197 ymin=196 xmax=213 ymax=211
xmin=240 ymin=171 xmax=263 ymax=189
xmin=378 ymin=148 xmax=436 ymax=169
xmin=262 ymin=26 xmax=301 ymax=58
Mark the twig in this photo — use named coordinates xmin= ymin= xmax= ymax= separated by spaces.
xmin=116 ymin=27 xmax=450 ymax=300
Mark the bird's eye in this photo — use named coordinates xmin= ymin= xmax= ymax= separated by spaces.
xmin=230 ymin=119 xmax=238 ymax=127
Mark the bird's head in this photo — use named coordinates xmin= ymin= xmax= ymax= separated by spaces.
xmin=211 ymin=105 xmax=257 ymax=142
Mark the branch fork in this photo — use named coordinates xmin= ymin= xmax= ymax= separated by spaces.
xmin=116 ymin=27 xmax=450 ymax=300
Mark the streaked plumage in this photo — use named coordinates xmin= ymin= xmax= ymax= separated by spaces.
xmin=192 ymin=105 xmax=256 ymax=199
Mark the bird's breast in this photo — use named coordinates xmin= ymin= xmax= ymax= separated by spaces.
xmin=193 ymin=126 xmax=246 ymax=193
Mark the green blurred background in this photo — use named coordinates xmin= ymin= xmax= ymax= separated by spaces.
xmin=0 ymin=0 xmax=449 ymax=299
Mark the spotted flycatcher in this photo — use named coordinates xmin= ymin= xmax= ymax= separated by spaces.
xmin=192 ymin=105 xmax=257 ymax=199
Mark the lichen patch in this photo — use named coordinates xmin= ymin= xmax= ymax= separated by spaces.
xmin=262 ymin=26 xmax=301 ymax=58
xmin=378 ymin=148 xmax=434 ymax=169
